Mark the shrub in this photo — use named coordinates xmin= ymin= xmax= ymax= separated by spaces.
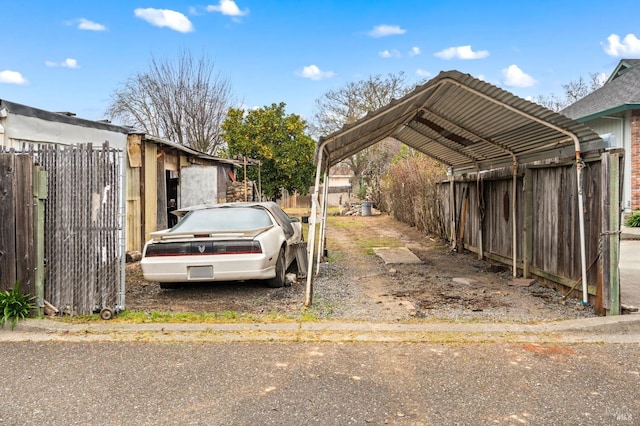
xmin=625 ymin=210 xmax=640 ymax=227
xmin=0 ymin=282 xmax=36 ymax=330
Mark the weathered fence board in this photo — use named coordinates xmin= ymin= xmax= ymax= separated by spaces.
xmin=0 ymin=153 xmax=35 ymax=294
xmin=433 ymin=150 xmax=622 ymax=312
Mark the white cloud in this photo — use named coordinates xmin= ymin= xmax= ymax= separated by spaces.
xmin=435 ymin=45 xmax=489 ymax=60
xmin=367 ymin=25 xmax=406 ymax=38
xmin=296 ymin=65 xmax=335 ymax=80
xmin=602 ymin=33 xmax=640 ymax=57
xmin=408 ymin=46 xmax=421 ymax=57
xmin=416 ymin=69 xmax=431 ymax=78
xmin=0 ymin=70 xmax=27 ymax=84
xmin=379 ymin=49 xmax=401 ymax=58
xmin=206 ymin=0 xmax=249 ymax=17
xmin=593 ymin=72 xmax=608 ymax=86
xmin=77 ymin=18 xmax=106 ymax=31
xmin=46 ymin=58 xmax=79 ymax=69
xmin=502 ymin=64 xmax=536 ymax=87
xmin=134 ymin=8 xmax=194 ymax=33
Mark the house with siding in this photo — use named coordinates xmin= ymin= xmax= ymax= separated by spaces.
xmin=562 ymin=59 xmax=640 ymax=213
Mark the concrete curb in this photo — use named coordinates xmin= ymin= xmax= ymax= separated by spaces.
xmin=2 ymin=315 xmax=640 ymax=344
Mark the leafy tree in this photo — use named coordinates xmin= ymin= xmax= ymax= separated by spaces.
xmin=106 ymin=50 xmax=233 ymax=154
xmin=310 ymin=72 xmax=416 ymax=201
xmin=534 ymin=73 xmax=606 ymax=112
xmin=221 ymin=103 xmax=316 ymax=200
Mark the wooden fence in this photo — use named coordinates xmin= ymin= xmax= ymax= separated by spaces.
xmin=0 ymin=153 xmax=36 ymax=295
xmin=438 ymin=149 xmax=623 ymax=314
xmin=0 ymin=143 xmax=124 ymax=316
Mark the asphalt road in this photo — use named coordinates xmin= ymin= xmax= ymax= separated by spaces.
xmin=620 ymin=240 xmax=640 ymax=308
xmin=1 ymin=341 xmax=638 ymax=425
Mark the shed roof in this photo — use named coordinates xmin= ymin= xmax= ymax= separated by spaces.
xmin=562 ymin=59 xmax=640 ymax=121
xmin=317 ymin=70 xmax=603 ymax=174
xmin=137 ymin=133 xmax=239 ymax=166
xmin=0 ymin=99 xmax=129 ymax=134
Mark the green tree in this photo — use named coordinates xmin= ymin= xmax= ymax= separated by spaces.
xmin=221 ymin=103 xmax=316 ymax=200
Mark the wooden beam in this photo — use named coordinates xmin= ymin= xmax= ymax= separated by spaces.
xmin=523 ymin=168 xmax=533 ymax=278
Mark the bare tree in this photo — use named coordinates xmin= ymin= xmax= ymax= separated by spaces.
xmin=310 ymin=72 xmax=413 ymax=137
xmin=311 ymin=72 xmax=416 ymax=200
xmin=106 ymin=51 xmax=233 ymax=154
xmin=534 ymin=72 xmax=605 ymax=112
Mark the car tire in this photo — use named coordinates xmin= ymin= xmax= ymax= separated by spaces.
xmin=265 ymin=247 xmax=286 ymax=288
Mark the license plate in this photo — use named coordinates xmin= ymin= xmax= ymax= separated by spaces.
xmin=189 ymin=266 xmax=213 ymax=279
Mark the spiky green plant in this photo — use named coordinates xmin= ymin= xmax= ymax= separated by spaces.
xmin=0 ymin=282 xmax=36 ymax=330
xmin=625 ymin=210 xmax=640 ymax=227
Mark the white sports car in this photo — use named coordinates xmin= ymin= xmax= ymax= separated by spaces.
xmin=140 ymin=202 xmax=304 ymax=289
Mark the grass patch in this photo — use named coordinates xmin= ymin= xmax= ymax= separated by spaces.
xmin=55 ymin=310 xmax=299 ymax=324
xmin=357 ymin=237 xmax=401 ymax=255
xmin=327 ymin=216 xmax=368 ymax=230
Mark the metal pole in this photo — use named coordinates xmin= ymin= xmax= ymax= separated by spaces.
xmin=258 ymin=160 xmax=262 ymax=202
xmin=243 ymin=156 xmax=247 ymax=202
xmin=118 ymin=148 xmax=127 ymax=311
xmin=576 ymin=156 xmax=589 ymax=304
xmin=512 ymin=161 xmax=517 ymax=277
xmin=316 ymin=171 xmax=329 ymax=275
xmin=305 ymin=149 xmax=325 ymax=307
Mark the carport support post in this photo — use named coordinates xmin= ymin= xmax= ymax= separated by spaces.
xmin=576 ymin=155 xmax=589 ymax=304
xmin=305 ymin=148 xmax=326 ymax=307
xmin=448 ymin=170 xmax=456 ymax=250
xmin=512 ymin=162 xmax=518 ymax=277
xmin=316 ymin=171 xmax=329 ymax=275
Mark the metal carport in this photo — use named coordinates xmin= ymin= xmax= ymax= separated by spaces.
xmin=305 ymin=70 xmax=612 ymax=309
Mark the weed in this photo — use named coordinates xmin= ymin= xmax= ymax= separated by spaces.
xmin=0 ymin=282 xmax=36 ymax=330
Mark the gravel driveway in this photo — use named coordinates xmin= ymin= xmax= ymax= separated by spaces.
xmin=126 ymin=213 xmax=596 ymax=323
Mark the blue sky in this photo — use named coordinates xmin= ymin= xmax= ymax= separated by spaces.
xmin=2 ymin=0 xmax=640 ymax=126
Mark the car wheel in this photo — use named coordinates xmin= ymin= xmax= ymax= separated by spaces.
xmin=265 ymin=247 xmax=286 ymax=288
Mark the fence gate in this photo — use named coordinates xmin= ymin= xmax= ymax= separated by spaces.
xmin=33 ymin=143 xmax=124 ymax=317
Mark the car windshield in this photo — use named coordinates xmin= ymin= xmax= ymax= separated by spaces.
xmin=169 ymin=207 xmax=273 ymax=232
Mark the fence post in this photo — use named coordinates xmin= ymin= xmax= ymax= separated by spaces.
xmin=601 ymin=151 xmax=621 ymax=315
xmin=33 ymin=166 xmax=47 ymax=315
xmin=0 ymin=153 xmax=17 ymax=289
xmin=523 ymin=168 xmax=533 ymax=278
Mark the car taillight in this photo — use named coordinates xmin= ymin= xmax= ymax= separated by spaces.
xmin=213 ymin=241 xmax=263 ymax=254
xmin=145 ymin=241 xmax=262 ymax=257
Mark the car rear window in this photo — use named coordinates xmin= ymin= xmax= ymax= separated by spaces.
xmin=169 ymin=207 xmax=273 ymax=232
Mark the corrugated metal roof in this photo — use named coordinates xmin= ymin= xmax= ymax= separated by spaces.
xmin=317 ymin=70 xmax=603 ymax=174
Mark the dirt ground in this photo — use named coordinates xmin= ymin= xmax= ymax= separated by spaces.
xmin=125 ymin=213 xmax=595 ymax=322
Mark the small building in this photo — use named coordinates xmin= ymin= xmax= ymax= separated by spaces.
xmin=125 ymin=133 xmax=239 ymax=252
xmin=562 ymin=59 xmax=640 ymax=213
xmin=0 ymin=99 xmax=129 ymax=150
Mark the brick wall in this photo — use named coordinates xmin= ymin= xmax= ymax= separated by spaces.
xmin=632 ymin=110 xmax=640 ymax=210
